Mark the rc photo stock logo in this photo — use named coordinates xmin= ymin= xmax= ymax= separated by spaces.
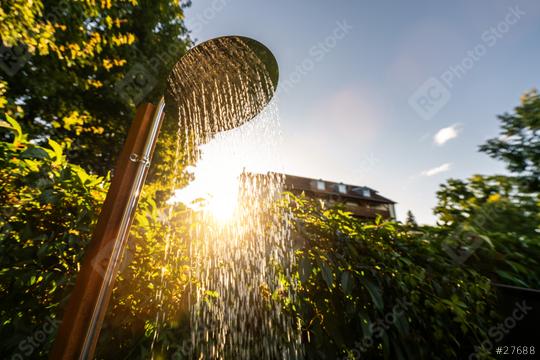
xmin=9 ymin=316 xmax=61 ymax=360
xmin=278 ymin=19 xmax=352 ymax=97
xmin=115 ymin=63 xmax=158 ymax=106
xmin=408 ymin=5 xmax=525 ymax=120
xmin=468 ymin=300 xmax=533 ymax=360
xmin=91 ymin=239 xmax=135 ymax=278
xmin=113 ymin=40 xmax=185 ymax=106
xmin=441 ymin=228 xmax=484 ymax=265
xmin=341 ymin=297 xmax=413 ymax=360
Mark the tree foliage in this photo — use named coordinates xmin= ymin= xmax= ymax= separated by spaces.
xmin=1 ymin=0 xmax=192 ymax=175
xmin=0 ymin=115 xmax=107 ymax=356
xmin=0 ymin=114 xmax=191 ymax=359
xmin=404 ymin=210 xmax=418 ymax=228
xmin=434 ymin=175 xmax=540 ymax=288
xmin=479 ymin=89 xmax=540 ymax=192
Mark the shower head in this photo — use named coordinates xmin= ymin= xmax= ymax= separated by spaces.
xmin=165 ymin=36 xmax=279 ymax=135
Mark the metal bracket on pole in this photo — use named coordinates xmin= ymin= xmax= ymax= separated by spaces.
xmin=129 ymin=153 xmax=152 ymax=167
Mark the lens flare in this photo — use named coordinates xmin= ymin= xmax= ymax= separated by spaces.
xmin=169 ymin=163 xmax=241 ymax=225
xmin=167 ymin=134 xmax=243 ymax=225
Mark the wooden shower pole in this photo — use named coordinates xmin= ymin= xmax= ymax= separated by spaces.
xmin=50 ymin=101 xmax=163 ymax=360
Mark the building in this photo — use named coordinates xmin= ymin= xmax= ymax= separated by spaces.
xmin=281 ymin=173 xmax=396 ymax=220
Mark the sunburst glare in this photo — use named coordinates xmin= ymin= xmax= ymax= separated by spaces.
xmin=167 ymin=101 xmax=282 ymax=225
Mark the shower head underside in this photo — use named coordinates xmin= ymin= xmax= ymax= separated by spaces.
xmin=165 ymin=36 xmax=279 ymax=135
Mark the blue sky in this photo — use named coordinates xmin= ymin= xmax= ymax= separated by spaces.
xmin=183 ymin=0 xmax=540 ymax=224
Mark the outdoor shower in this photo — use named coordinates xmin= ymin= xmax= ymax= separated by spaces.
xmin=49 ymin=36 xmax=279 ymax=360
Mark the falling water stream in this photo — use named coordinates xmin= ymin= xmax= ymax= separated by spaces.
xmin=150 ymin=38 xmax=303 ymax=359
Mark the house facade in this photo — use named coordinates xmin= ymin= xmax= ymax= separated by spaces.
xmin=281 ymin=173 xmax=396 ymax=220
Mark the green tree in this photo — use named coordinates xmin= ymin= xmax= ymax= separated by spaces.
xmin=434 ymin=174 xmax=540 ymax=288
xmin=479 ymin=89 xmax=540 ymax=192
xmin=435 ymin=175 xmax=538 ymax=231
xmin=404 ymin=210 xmax=418 ymax=228
xmin=434 ymin=89 xmax=540 ymax=288
xmin=1 ymin=0 xmax=191 ymax=175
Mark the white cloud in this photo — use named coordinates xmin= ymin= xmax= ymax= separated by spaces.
xmin=421 ymin=163 xmax=451 ymax=176
xmin=434 ymin=124 xmax=461 ymax=145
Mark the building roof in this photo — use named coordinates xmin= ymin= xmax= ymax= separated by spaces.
xmin=280 ymin=173 xmax=396 ymax=204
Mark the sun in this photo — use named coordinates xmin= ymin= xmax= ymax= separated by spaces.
xmin=166 ymin=108 xmax=279 ymax=224
xmin=167 ymin=140 xmax=243 ymax=225
xmin=204 ymin=190 xmax=238 ymax=224
xmin=167 ymin=166 xmax=241 ymax=225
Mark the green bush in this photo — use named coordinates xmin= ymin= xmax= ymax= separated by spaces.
xmin=0 ymin=115 xmax=107 ymax=357
xmin=0 ymin=115 xmax=191 ymax=359
xmin=1 ymin=111 xmax=535 ymax=360
xmin=284 ymin=194 xmax=498 ymax=360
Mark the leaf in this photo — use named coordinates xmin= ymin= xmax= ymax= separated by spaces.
xmin=495 ymin=270 xmax=529 ymax=287
xmin=1 ymin=115 xmax=23 ymax=140
xmin=47 ymin=138 xmax=64 ymax=161
xmin=363 ymin=280 xmax=384 ymax=311
xmin=48 ymin=281 xmax=57 ymax=294
xmin=299 ymin=257 xmax=312 ymax=283
xmin=71 ymin=164 xmax=90 ymax=185
xmin=382 ymin=331 xmax=390 ymax=360
xmin=478 ymin=234 xmax=494 ymax=249
xmin=21 ymin=147 xmax=49 ymax=160
xmin=507 ymin=260 xmax=527 ymax=274
xmin=358 ymin=311 xmax=371 ymax=337
xmin=340 ymin=270 xmax=353 ymax=295
xmin=23 ymin=159 xmax=40 ymax=172
xmin=319 ymin=261 xmax=333 ymax=288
